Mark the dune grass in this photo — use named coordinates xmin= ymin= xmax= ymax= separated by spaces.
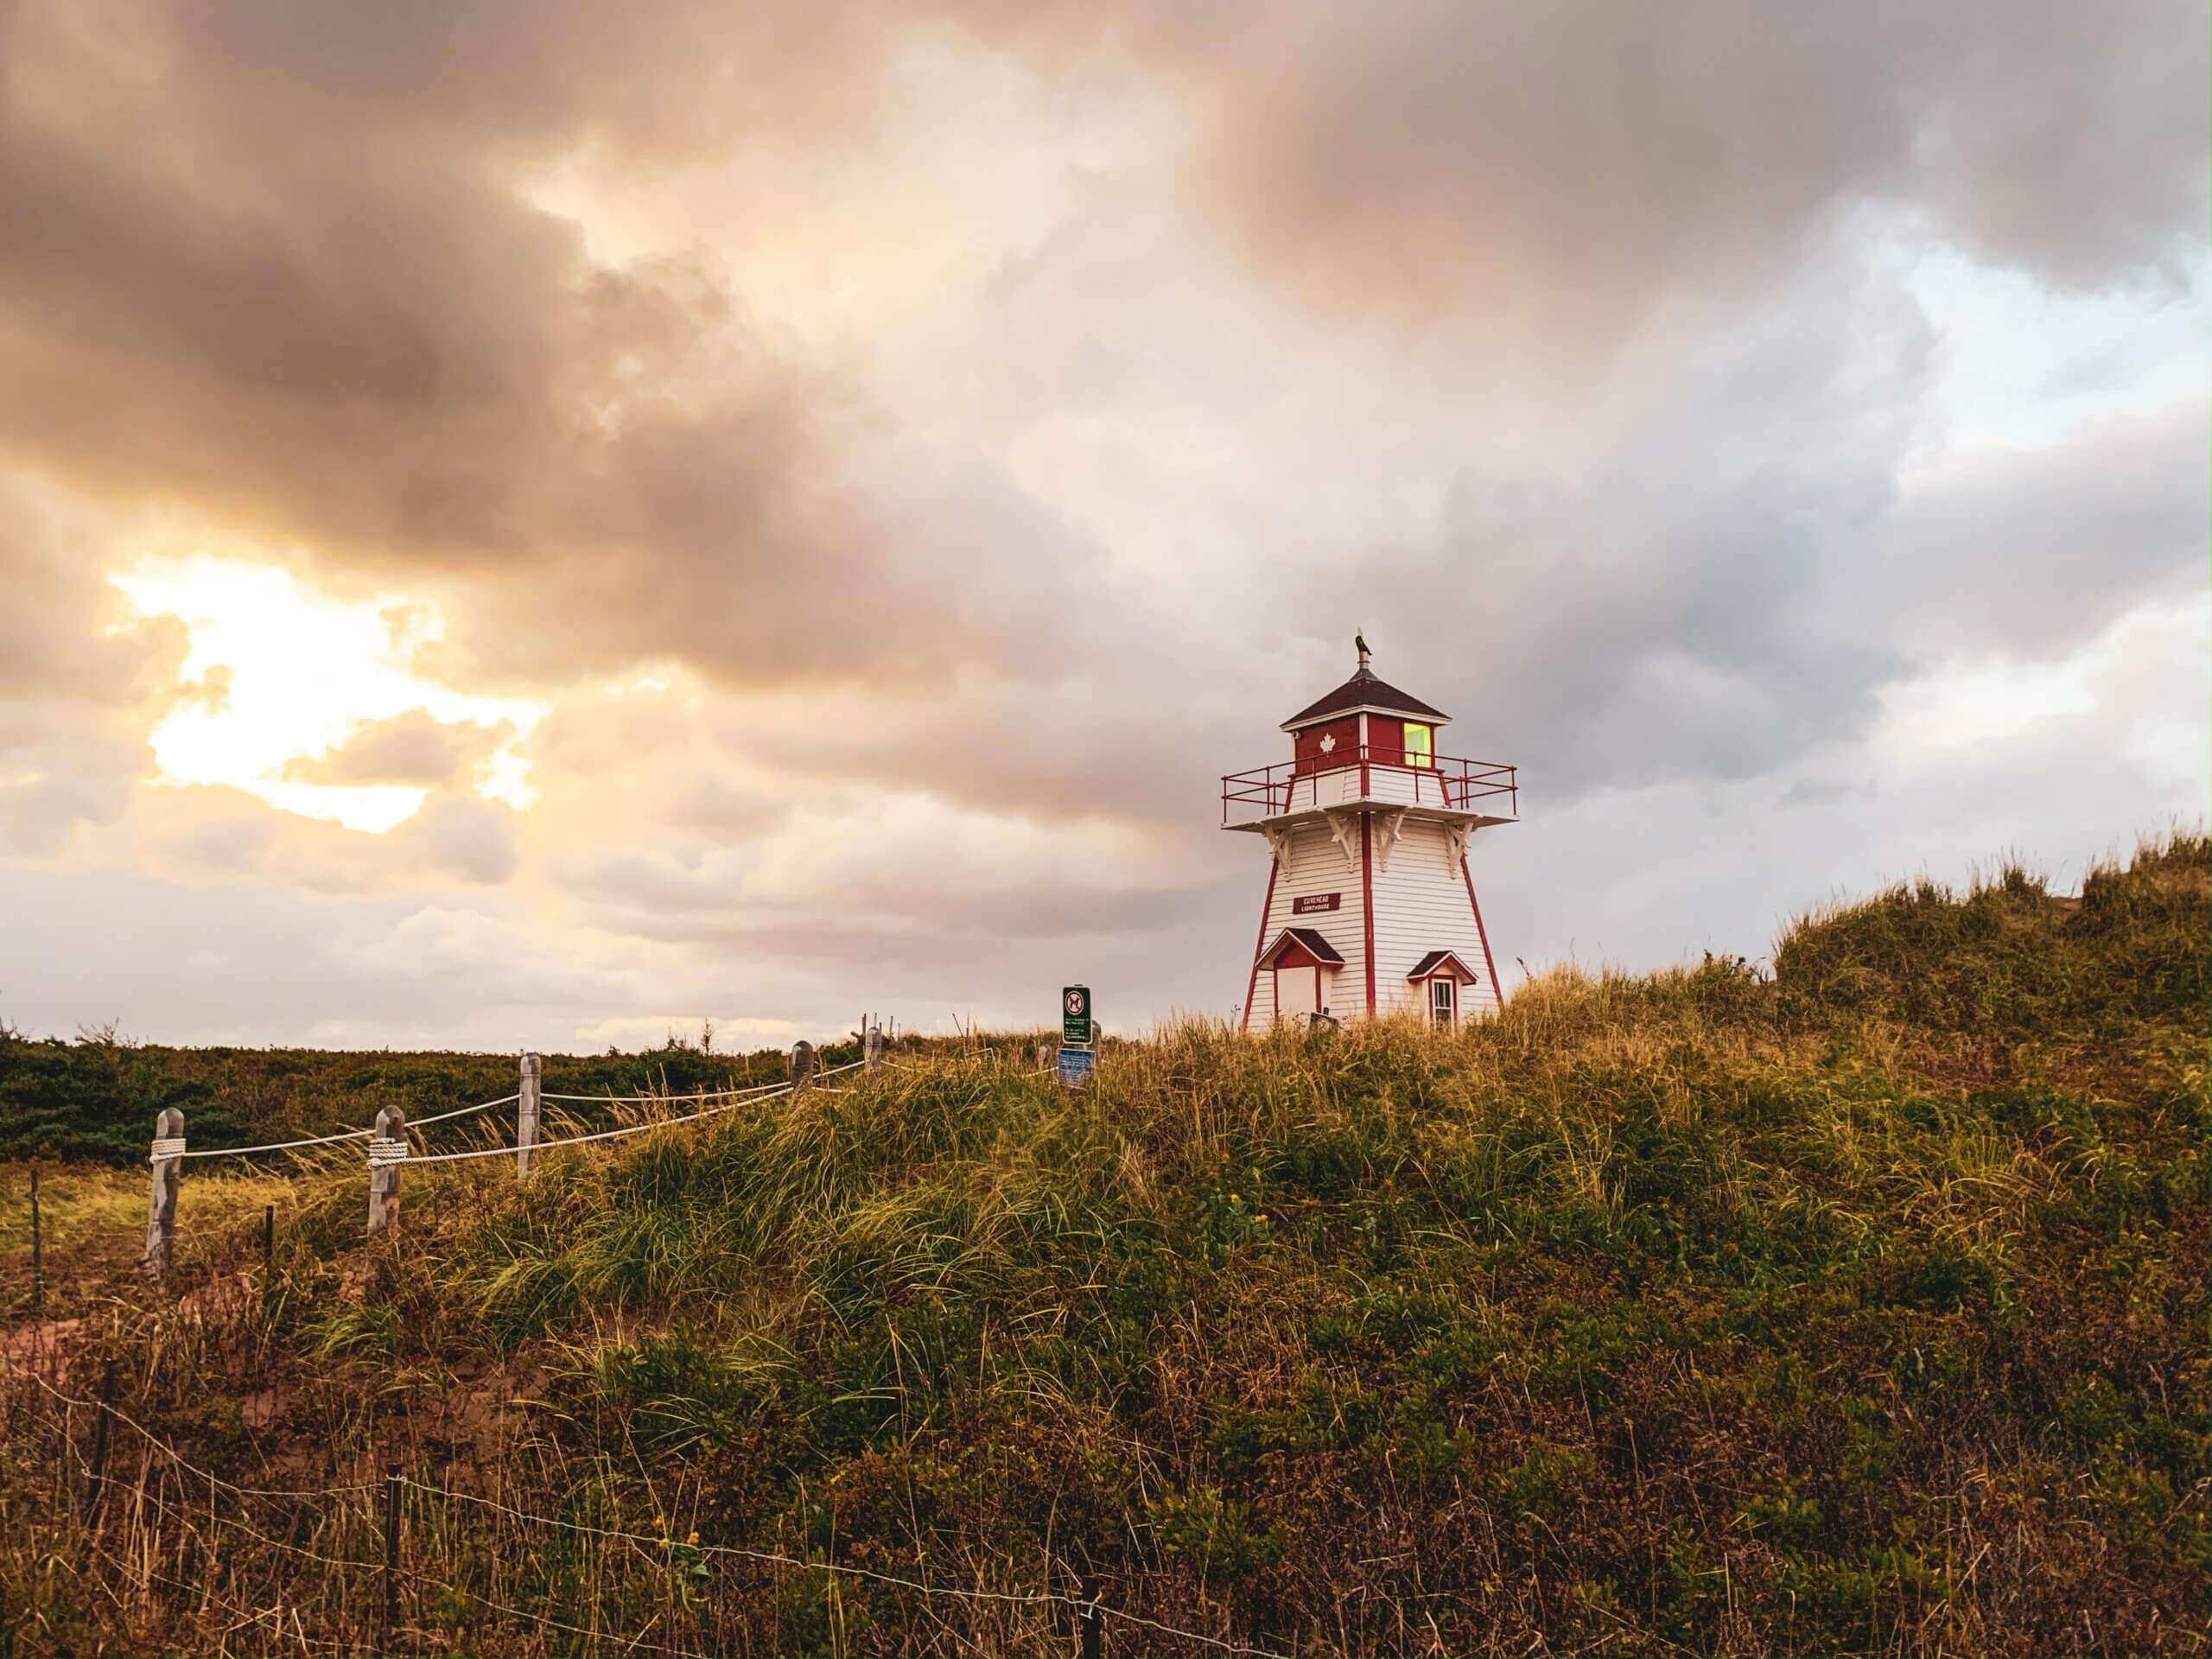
xmin=0 ymin=836 xmax=2204 ymax=1656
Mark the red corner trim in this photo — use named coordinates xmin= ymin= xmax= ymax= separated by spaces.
xmin=1462 ymin=856 xmax=1503 ymax=1006
xmin=1241 ymin=855 xmax=1280 ymax=1030
xmin=1360 ymin=812 xmax=1377 ymax=1017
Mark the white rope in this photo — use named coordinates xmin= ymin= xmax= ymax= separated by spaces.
xmin=405 ymin=1083 xmax=794 ymax=1166
xmin=540 ymin=1077 xmax=790 ymax=1105
xmin=149 ymin=1136 xmax=186 ymax=1164
xmin=169 ymin=1091 xmax=518 ymax=1160
xmin=405 ymin=1483 xmax=1282 ymax=1655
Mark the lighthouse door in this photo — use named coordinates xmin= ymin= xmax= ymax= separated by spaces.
xmin=1275 ymin=963 xmax=1319 ymax=1019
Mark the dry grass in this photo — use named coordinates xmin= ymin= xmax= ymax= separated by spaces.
xmin=0 ymin=835 xmax=2205 ymax=1656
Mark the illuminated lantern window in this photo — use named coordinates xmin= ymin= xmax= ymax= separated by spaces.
xmin=1403 ymin=723 xmax=1433 ymax=767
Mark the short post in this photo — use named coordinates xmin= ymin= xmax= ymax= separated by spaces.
xmin=1036 ymin=1042 xmax=1052 ymax=1071
xmin=82 ymin=1358 xmax=118 ymax=1527
xmin=367 ymin=1105 xmax=406 ymax=1240
xmin=517 ymin=1052 xmax=542 ymax=1180
xmin=28 ymin=1166 xmax=41 ymax=1313
xmin=863 ymin=1023 xmax=884 ymax=1075
xmin=791 ymin=1040 xmax=816 ymax=1091
xmin=1079 ymin=1573 xmax=1103 ymax=1659
xmin=383 ymin=1462 xmax=402 ymax=1650
xmin=143 ymin=1108 xmax=184 ymax=1277
xmin=262 ymin=1203 xmax=275 ymax=1279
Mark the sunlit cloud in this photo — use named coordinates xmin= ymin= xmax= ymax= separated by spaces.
xmin=110 ymin=559 xmax=542 ymax=833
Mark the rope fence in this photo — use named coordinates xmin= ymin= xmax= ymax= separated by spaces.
xmin=129 ymin=1033 xmax=899 ymax=1253
xmin=168 ymin=1093 xmax=518 ymax=1160
xmin=30 ymin=1024 xmax=1087 ymax=1283
xmin=5 ymin=1355 xmax=1279 ymax=1657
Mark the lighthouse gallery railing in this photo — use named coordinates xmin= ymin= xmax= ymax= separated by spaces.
xmin=1221 ymin=748 xmax=1518 ymax=826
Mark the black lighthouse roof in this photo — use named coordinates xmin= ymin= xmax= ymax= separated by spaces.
xmin=1281 ymin=660 xmax=1450 ymax=733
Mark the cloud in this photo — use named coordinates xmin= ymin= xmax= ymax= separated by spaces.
xmin=280 ymin=708 xmax=510 ymax=789
xmin=0 ymin=1 xmax=2201 ymax=1045
xmin=0 ymin=475 xmax=187 ymax=853
xmin=1155 ymin=0 xmax=2208 ymax=362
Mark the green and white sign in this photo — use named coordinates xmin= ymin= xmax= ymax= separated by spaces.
xmin=1062 ymin=985 xmax=1093 ymax=1046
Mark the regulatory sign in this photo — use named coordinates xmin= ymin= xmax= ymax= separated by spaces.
xmin=1062 ymin=984 xmax=1093 ymax=1046
xmin=1056 ymin=1046 xmax=1096 ymax=1087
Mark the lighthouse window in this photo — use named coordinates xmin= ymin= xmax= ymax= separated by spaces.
xmin=1403 ymin=724 xmax=1433 ymax=767
xmin=1430 ymin=976 xmax=1456 ymax=1024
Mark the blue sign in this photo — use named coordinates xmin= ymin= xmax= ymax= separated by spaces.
xmin=1056 ymin=1046 xmax=1096 ymax=1087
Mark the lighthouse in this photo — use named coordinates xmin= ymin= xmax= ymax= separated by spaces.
xmin=1225 ymin=639 xmax=1518 ymax=1027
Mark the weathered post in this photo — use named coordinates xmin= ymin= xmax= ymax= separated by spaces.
xmin=383 ymin=1462 xmax=403 ymax=1650
xmin=791 ymin=1040 xmax=816 ymax=1091
xmin=262 ymin=1204 xmax=275 ymax=1280
xmin=863 ymin=1023 xmax=884 ymax=1076
xmin=28 ymin=1166 xmax=41 ymax=1313
xmin=143 ymin=1108 xmax=184 ymax=1276
xmin=82 ymin=1358 xmax=118 ymax=1527
xmin=367 ymin=1105 xmax=406 ymax=1240
xmin=1079 ymin=1573 xmax=1103 ymax=1659
xmin=517 ymin=1052 xmax=542 ymax=1180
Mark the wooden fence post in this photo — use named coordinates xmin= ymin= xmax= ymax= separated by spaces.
xmin=517 ymin=1052 xmax=542 ymax=1180
xmin=82 ymin=1358 xmax=118 ymax=1528
xmin=143 ymin=1107 xmax=183 ymax=1277
xmin=863 ymin=1023 xmax=884 ymax=1075
xmin=791 ymin=1040 xmax=815 ymax=1091
xmin=367 ymin=1105 xmax=406 ymax=1240
xmin=1079 ymin=1573 xmax=1103 ymax=1659
xmin=383 ymin=1462 xmax=402 ymax=1650
xmin=28 ymin=1166 xmax=41 ymax=1313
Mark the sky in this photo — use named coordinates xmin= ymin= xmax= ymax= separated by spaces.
xmin=0 ymin=0 xmax=2205 ymax=1052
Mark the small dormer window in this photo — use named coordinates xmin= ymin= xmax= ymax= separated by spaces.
xmin=1403 ymin=724 xmax=1433 ymax=767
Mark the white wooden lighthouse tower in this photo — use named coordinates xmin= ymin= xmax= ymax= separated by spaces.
xmin=1225 ymin=640 xmax=1517 ymax=1027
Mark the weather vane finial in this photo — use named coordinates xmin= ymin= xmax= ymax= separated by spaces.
xmin=1355 ymin=628 xmax=1370 ymax=671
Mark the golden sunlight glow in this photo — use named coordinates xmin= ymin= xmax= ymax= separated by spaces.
xmin=111 ymin=559 xmax=543 ymax=834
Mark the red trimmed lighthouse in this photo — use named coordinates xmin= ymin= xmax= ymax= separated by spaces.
xmin=1225 ymin=639 xmax=1517 ymax=1027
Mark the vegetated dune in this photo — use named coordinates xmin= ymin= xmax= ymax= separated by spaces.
xmin=1 ymin=836 xmax=2203 ymax=1656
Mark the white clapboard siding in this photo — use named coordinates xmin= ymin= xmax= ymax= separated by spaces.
xmin=1243 ymin=812 xmax=1503 ymax=1025
xmin=1249 ymin=820 xmax=1365 ymax=1026
xmin=1368 ymin=818 xmax=1502 ymax=1015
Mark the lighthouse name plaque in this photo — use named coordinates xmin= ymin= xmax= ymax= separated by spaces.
xmin=1292 ymin=893 xmax=1342 ymax=914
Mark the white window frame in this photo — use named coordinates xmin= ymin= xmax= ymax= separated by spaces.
xmin=1429 ymin=976 xmax=1456 ymax=1024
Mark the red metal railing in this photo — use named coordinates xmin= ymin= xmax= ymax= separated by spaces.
xmin=1221 ymin=747 xmax=1518 ymax=825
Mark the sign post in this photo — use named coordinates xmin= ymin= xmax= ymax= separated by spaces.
xmin=1058 ymin=985 xmax=1096 ymax=1087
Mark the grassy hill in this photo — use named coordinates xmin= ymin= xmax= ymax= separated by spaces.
xmin=0 ymin=836 xmax=2203 ymax=1656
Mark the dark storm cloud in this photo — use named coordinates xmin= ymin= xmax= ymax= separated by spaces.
xmin=1160 ymin=0 xmax=2207 ymax=358
xmin=0 ymin=0 xmax=1087 ymax=692
xmin=2 ymin=0 xmax=2200 ymax=727
xmin=1873 ymin=398 xmax=2210 ymax=658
